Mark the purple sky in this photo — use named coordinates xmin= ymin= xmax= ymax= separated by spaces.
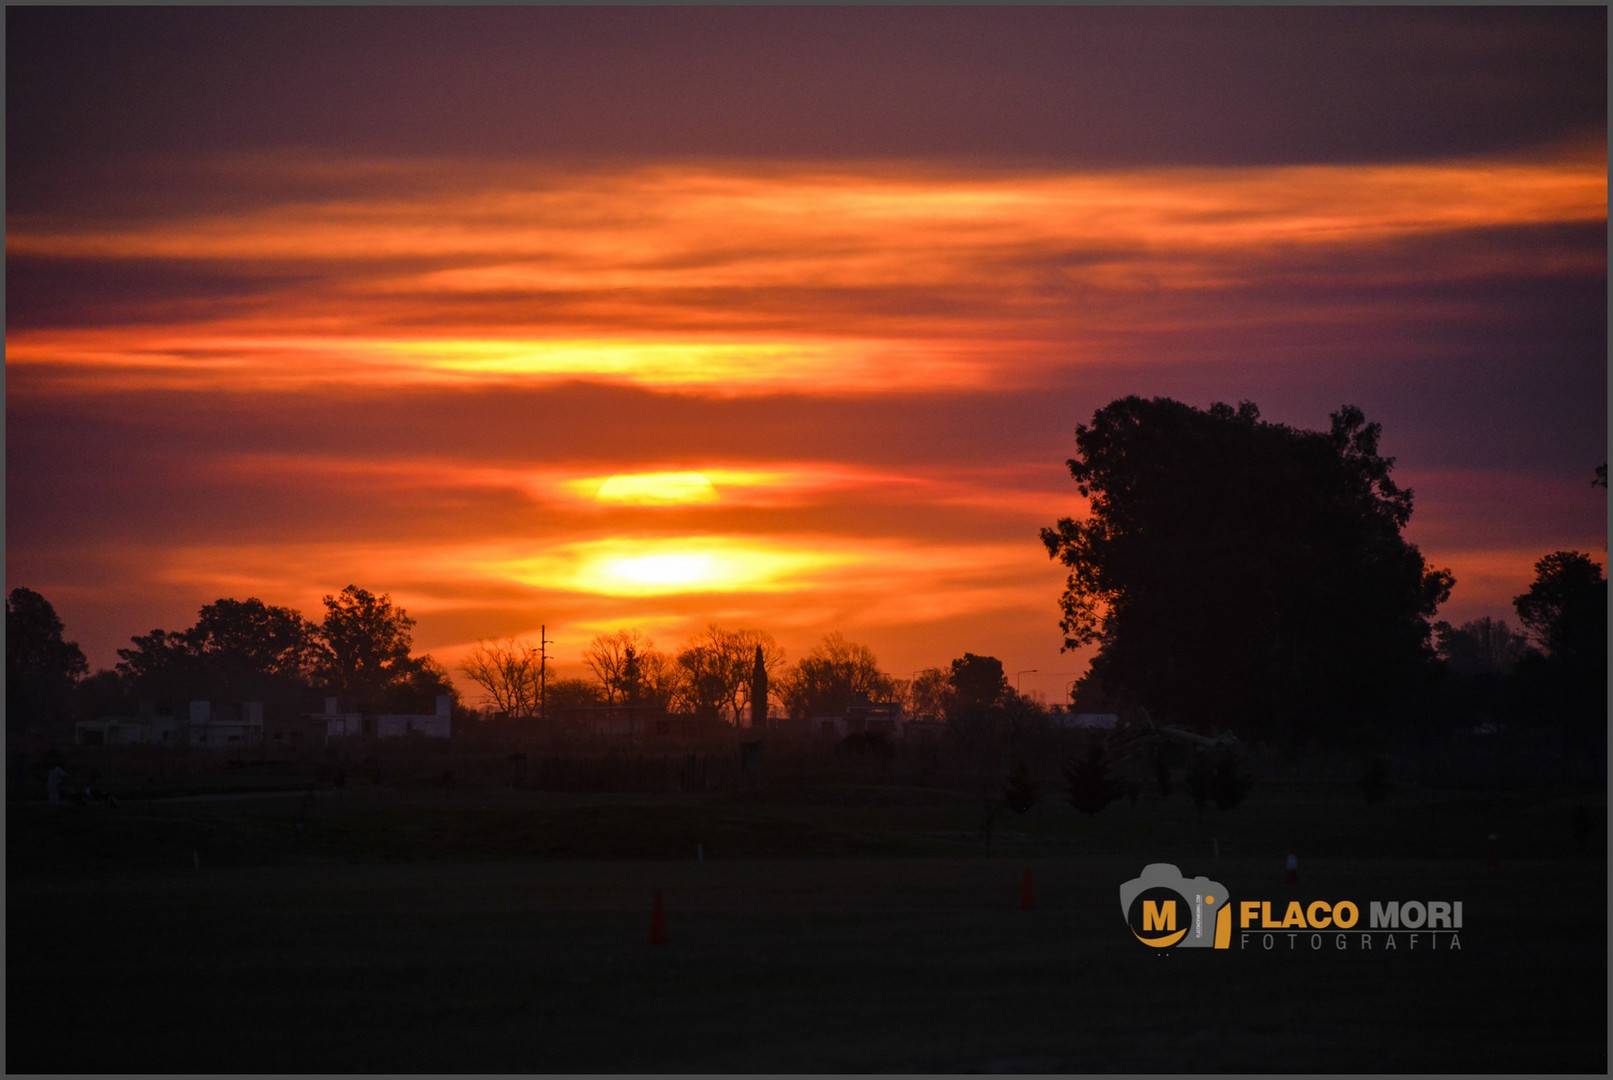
xmin=6 ymin=7 xmax=1606 ymax=707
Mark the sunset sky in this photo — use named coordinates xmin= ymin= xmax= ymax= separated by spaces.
xmin=6 ymin=7 xmax=1606 ymax=708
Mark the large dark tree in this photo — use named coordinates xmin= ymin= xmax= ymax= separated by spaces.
xmin=110 ymin=588 xmax=450 ymax=715
xmin=6 ymin=587 xmax=88 ymax=729
xmin=316 ymin=585 xmax=417 ymax=705
xmin=779 ymin=632 xmax=895 ymax=720
xmin=1511 ymin=551 xmax=1606 ymax=752
xmin=1041 ymin=397 xmax=1453 ymax=749
xmin=1513 ymin=551 xmax=1606 ymax=670
xmin=187 ymin=598 xmax=320 ymax=699
xmin=116 ymin=597 xmax=318 ymax=708
xmin=115 ymin=627 xmax=194 ymax=705
xmin=945 ymin=653 xmax=1010 ymax=727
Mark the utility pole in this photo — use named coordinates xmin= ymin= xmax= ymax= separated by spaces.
xmin=530 ymin=626 xmax=550 ymax=724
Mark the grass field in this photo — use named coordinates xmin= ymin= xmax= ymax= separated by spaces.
xmin=7 ymin=772 xmax=1607 ymax=1073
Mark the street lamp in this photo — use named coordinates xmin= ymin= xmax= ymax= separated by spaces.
xmin=1015 ymin=669 xmax=1038 ymax=694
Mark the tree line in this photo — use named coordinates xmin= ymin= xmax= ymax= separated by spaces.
xmin=5 ymin=584 xmax=1047 ymax=735
xmin=8 ymin=396 xmax=1604 ymax=759
xmin=458 ymin=625 xmax=1043 ymax=731
xmin=1426 ymin=550 xmax=1608 ymax=755
xmin=6 ymin=585 xmax=455 ymax=728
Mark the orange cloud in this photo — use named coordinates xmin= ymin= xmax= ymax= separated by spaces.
xmin=8 ymin=146 xmax=1602 ymax=396
xmin=200 ymin=452 xmax=1059 ymax=519
xmin=9 ymin=143 xmax=1602 ymax=706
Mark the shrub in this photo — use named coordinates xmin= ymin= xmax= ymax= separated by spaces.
xmin=1064 ymin=738 xmax=1124 ymax=814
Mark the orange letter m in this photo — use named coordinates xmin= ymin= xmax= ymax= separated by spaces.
xmin=1143 ymin=900 xmax=1176 ymax=932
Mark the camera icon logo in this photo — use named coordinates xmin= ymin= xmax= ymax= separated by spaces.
xmin=1119 ymin=863 xmax=1232 ymax=949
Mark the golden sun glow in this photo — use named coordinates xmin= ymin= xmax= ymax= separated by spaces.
xmin=568 ymin=539 xmax=837 ymax=596
xmin=593 ymin=553 xmax=721 ymax=590
xmin=593 ymin=473 xmax=719 ymax=505
xmin=567 ymin=467 xmax=820 ymax=506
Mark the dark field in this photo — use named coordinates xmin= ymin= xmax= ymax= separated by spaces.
xmin=7 ymin=764 xmax=1607 ymax=1073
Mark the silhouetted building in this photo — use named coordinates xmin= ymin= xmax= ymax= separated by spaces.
xmin=375 ymin=695 xmax=453 ymax=738
xmin=187 ymin=700 xmax=265 ymax=748
xmin=782 ymin=693 xmax=905 ymax=739
xmin=79 ymin=700 xmax=266 ymax=748
xmin=1052 ymin=711 xmax=1119 ymax=731
xmin=74 ymin=714 xmax=179 ymax=746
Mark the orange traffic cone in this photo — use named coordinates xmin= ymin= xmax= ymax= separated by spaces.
xmin=649 ymin=890 xmax=670 ymax=946
xmin=1020 ymin=868 xmax=1037 ymax=910
xmin=1486 ymin=833 xmax=1498 ymax=870
xmin=1284 ymin=852 xmax=1299 ymax=886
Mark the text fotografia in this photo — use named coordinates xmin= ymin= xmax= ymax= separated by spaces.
xmin=1238 ymin=900 xmax=1463 ymax=950
xmin=1242 ymin=931 xmax=1461 ymax=950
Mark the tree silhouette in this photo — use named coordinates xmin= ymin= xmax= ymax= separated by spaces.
xmin=945 ymin=653 xmax=1009 ymax=726
xmin=1513 ymin=551 xmax=1606 ymax=668
xmin=1434 ymin=616 xmax=1529 ymax=677
xmin=1042 ymin=396 xmax=1453 ymax=750
xmin=749 ymin=645 xmax=769 ymax=729
xmin=376 ymin=654 xmax=460 ymax=715
xmin=1064 ymin=737 xmax=1124 ymax=814
xmin=1182 ymin=747 xmax=1252 ymax=810
xmin=317 ymin=585 xmax=416 ymax=706
xmin=545 ymin=677 xmax=604 ymax=714
xmin=673 ymin=637 xmax=734 ymax=718
xmin=1430 ymin=616 xmax=1530 ymax=735
xmin=724 ymin=628 xmax=784 ymax=722
xmin=184 ymin=598 xmax=319 ymax=700
xmin=779 ymin=632 xmax=895 ymax=720
xmin=112 ymin=590 xmax=446 ymax=715
xmin=673 ymin=625 xmax=783 ymax=723
xmin=585 ymin=629 xmax=655 ymax=704
xmin=459 ymin=638 xmax=541 ymax=719
xmin=6 ymin=587 xmax=88 ymax=730
xmin=1511 ymin=551 xmax=1607 ymax=753
xmin=115 ymin=597 xmax=315 ymax=709
xmin=904 ymin=668 xmax=949 ymax=721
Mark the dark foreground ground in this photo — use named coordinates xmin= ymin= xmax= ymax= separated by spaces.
xmin=7 ymin=778 xmax=1607 ymax=1073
